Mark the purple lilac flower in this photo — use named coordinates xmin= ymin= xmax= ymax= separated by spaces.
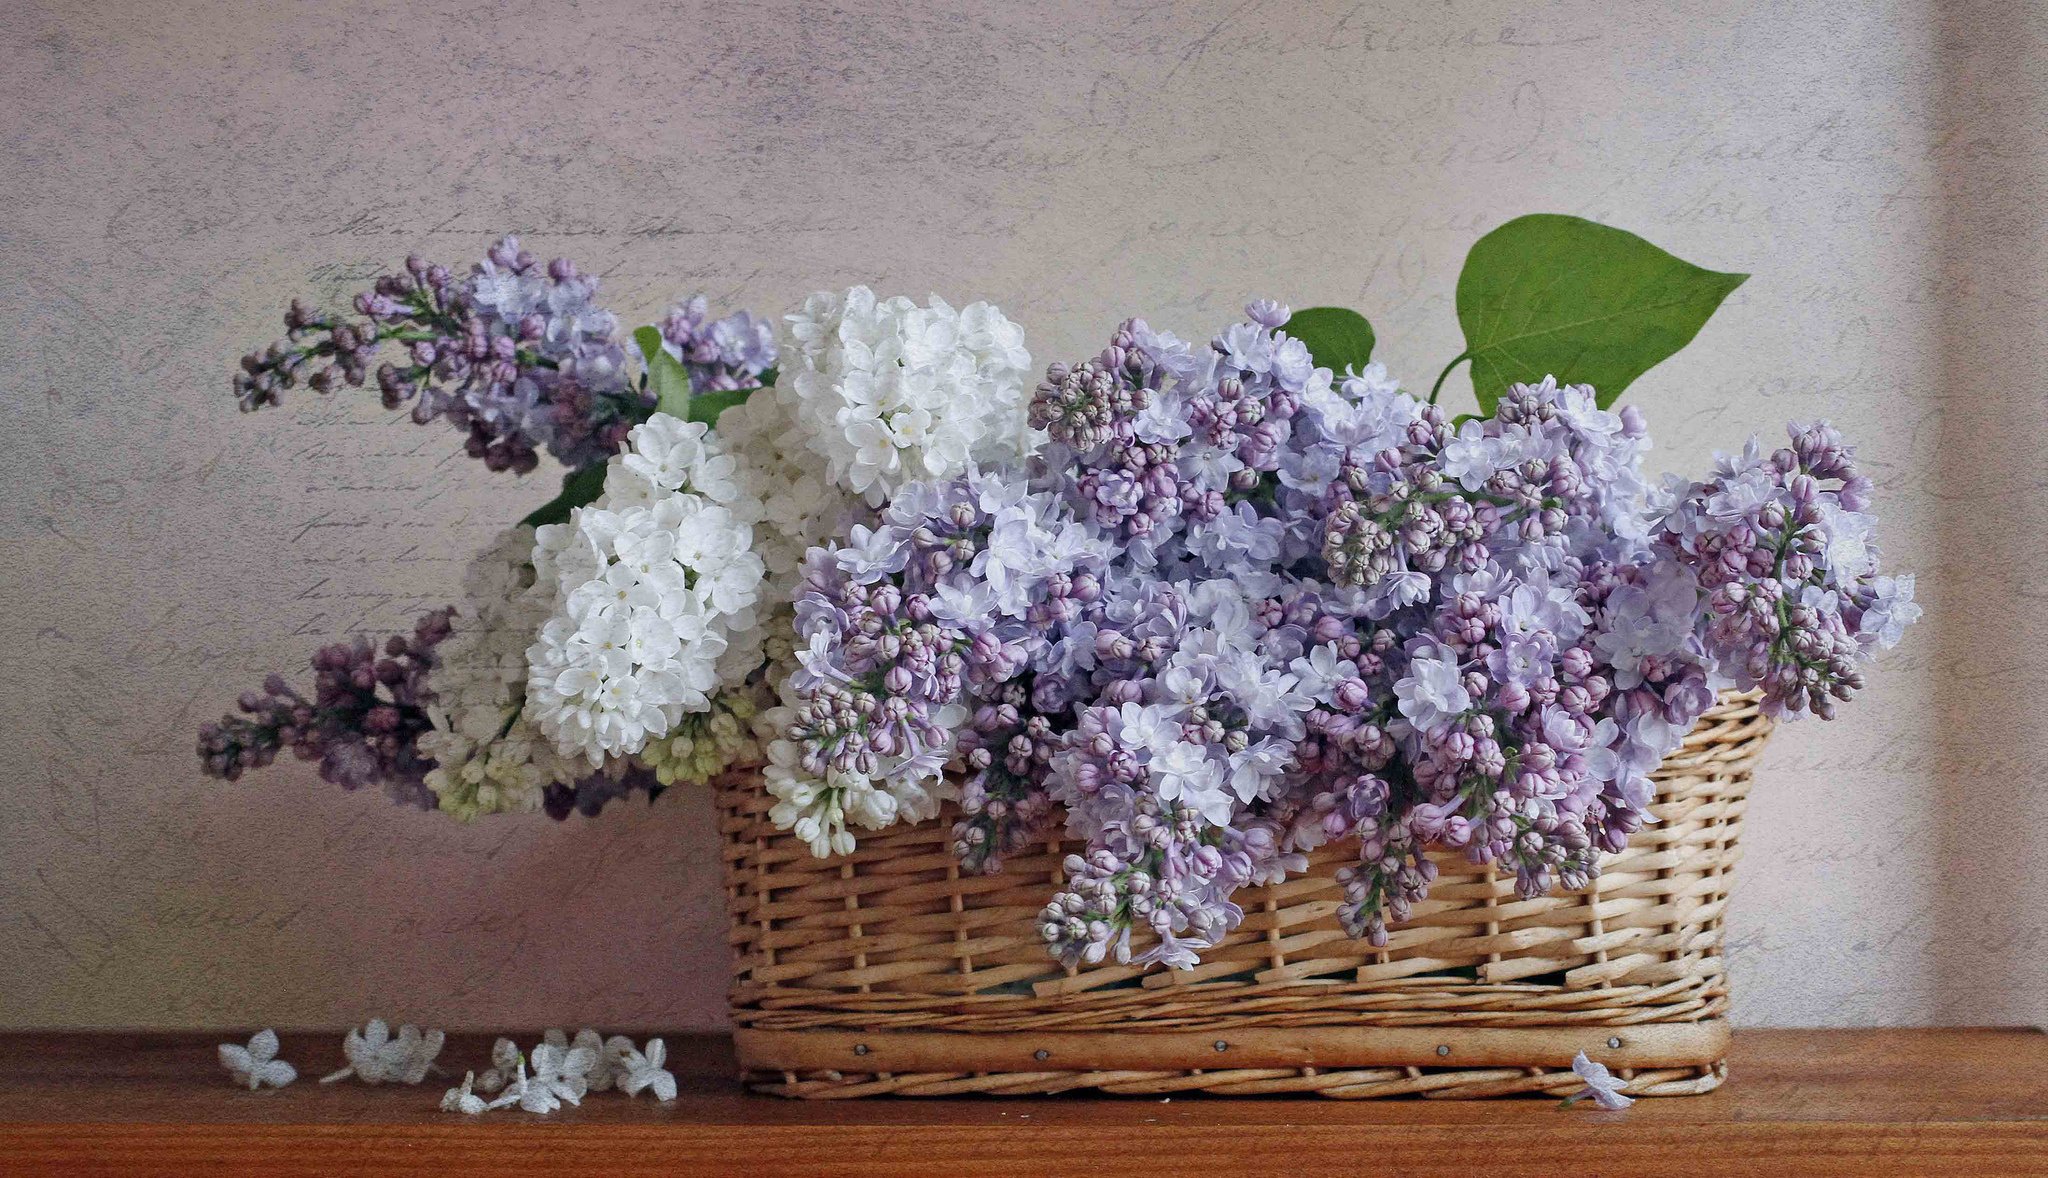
xmin=198 ymin=609 xmax=457 ymax=810
xmin=234 ymin=238 xmax=641 ymax=473
xmin=775 ymin=305 xmax=1916 ymax=967
xmin=653 ymin=296 xmax=778 ymax=392
xmin=772 ymin=471 xmax=1110 ymax=869
xmin=1655 ymin=421 xmax=1909 ymax=719
xmin=198 ymin=602 xmax=664 ymax=820
xmin=234 ymin=237 xmax=772 ymax=475
xmin=542 ymin=761 xmax=668 ymax=820
xmin=786 ymin=313 xmax=1682 ymax=959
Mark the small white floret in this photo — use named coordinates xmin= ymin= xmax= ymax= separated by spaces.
xmin=218 ymin=1029 xmax=296 ymax=1090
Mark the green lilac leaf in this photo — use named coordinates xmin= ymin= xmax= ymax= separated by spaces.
xmin=634 ymin=325 xmax=762 ymax=425
xmin=1454 ymin=213 xmax=1747 ymax=413
xmin=685 ymin=387 xmax=752 ymax=425
xmin=1282 ymin=307 xmax=1376 ymax=375
xmin=519 ymin=461 xmax=607 ymax=529
xmin=633 ymin=325 xmax=695 ymax=419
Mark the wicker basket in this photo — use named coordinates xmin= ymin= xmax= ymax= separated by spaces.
xmin=718 ymin=691 xmax=1770 ymax=1099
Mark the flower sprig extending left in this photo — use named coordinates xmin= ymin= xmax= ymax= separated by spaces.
xmin=210 ymin=237 xmax=788 ymax=820
xmin=232 ymin=236 xmax=775 ymax=476
xmin=235 ymin=239 xmax=644 ymax=473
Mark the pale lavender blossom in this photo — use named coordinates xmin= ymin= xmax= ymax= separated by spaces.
xmin=774 ymin=305 xmax=1917 ymax=968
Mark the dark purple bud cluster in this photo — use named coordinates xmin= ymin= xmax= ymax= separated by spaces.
xmin=197 ymin=608 xmax=456 ymax=809
xmin=951 ymin=678 xmax=1061 ymax=873
xmin=541 ymin=761 xmax=666 ymax=821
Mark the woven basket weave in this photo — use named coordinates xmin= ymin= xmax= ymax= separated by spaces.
xmin=718 ymin=691 xmax=1770 ymax=1099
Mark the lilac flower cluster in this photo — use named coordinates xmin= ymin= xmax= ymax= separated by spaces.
xmin=234 ymin=237 xmax=774 ymax=474
xmin=199 ymin=601 xmax=672 ymax=821
xmin=653 ymin=296 xmax=777 ymax=392
xmin=197 ymin=610 xmax=456 ymax=810
xmin=212 ymin=239 xmax=785 ymax=819
xmin=771 ymin=302 xmax=1917 ymax=969
xmin=1658 ymin=421 xmax=1917 ymax=718
xmin=765 ymin=476 xmax=1107 ymax=858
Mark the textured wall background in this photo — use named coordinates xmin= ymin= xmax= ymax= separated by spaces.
xmin=3 ymin=0 xmax=2042 ymax=1030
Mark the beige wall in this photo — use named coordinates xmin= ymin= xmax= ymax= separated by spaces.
xmin=3 ymin=0 xmax=2041 ymax=1030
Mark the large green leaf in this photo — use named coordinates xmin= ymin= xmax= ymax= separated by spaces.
xmin=1282 ymin=307 xmax=1375 ymax=375
xmin=519 ymin=460 xmax=607 ymax=529
xmin=1453 ymin=214 xmax=1746 ymax=413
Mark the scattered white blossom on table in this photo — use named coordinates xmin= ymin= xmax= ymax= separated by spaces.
xmin=475 ymin=1036 xmax=521 ymax=1094
xmin=484 ymin=1058 xmax=548 ymax=1114
xmin=440 ymin=1071 xmax=488 ymax=1115
xmin=609 ymin=1036 xmax=678 ymax=1102
xmin=486 ymin=1035 xmax=598 ymax=1115
xmin=217 ymin=1029 xmax=296 ymax=1090
xmin=541 ymin=1028 xmax=611 ymax=1092
xmin=528 ymin=1036 xmax=598 ymax=1103
xmin=1563 ymin=1050 xmax=1635 ymax=1110
xmin=319 ymin=1020 xmax=445 ymax=1086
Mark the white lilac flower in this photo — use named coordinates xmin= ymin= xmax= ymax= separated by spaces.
xmin=421 ymin=529 xmax=588 ymax=819
xmin=541 ymin=1029 xmax=611 ymax=1092
xmin=484 ymin=1034 xmax=599 ymax=1117
xmin=608 ymin=1036 xmax=678 ymax=1102
xmin=715 ymin=390 xmax=865 ymax=607
xmin=1563 ymin=1050 xmax=1635 ymax=1110
xmin=777 ymin=287 xmax=1034 ymax=505
xmin=475 ymin=1037 xmax=521 ymax=1094
xmin=320 ymin=1020 xmax=444 ymax=1085
xmin=440 ymin=1071 xmax=488 ymax=1115
xmin=484 ymin=1059 xmax=549 ymax=1114
xmin=527 ymin=414 xmax=770 ymax=763
xmin=218 ymin=1030 xmax=296 ymax=1090
xmin=526 ymin=1039 xmax=596 ymax=1107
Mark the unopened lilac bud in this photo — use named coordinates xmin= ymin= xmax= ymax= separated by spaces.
xmin=1334 ymin=678 xmax=1371 ymax=713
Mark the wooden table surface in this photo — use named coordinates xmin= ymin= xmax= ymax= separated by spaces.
xmin=0 ymin=1029 xmax=2041 ymax=1176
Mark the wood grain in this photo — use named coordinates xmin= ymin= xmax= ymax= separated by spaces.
xmin=0 ymin=1030 xmax=2041 ymax=1175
